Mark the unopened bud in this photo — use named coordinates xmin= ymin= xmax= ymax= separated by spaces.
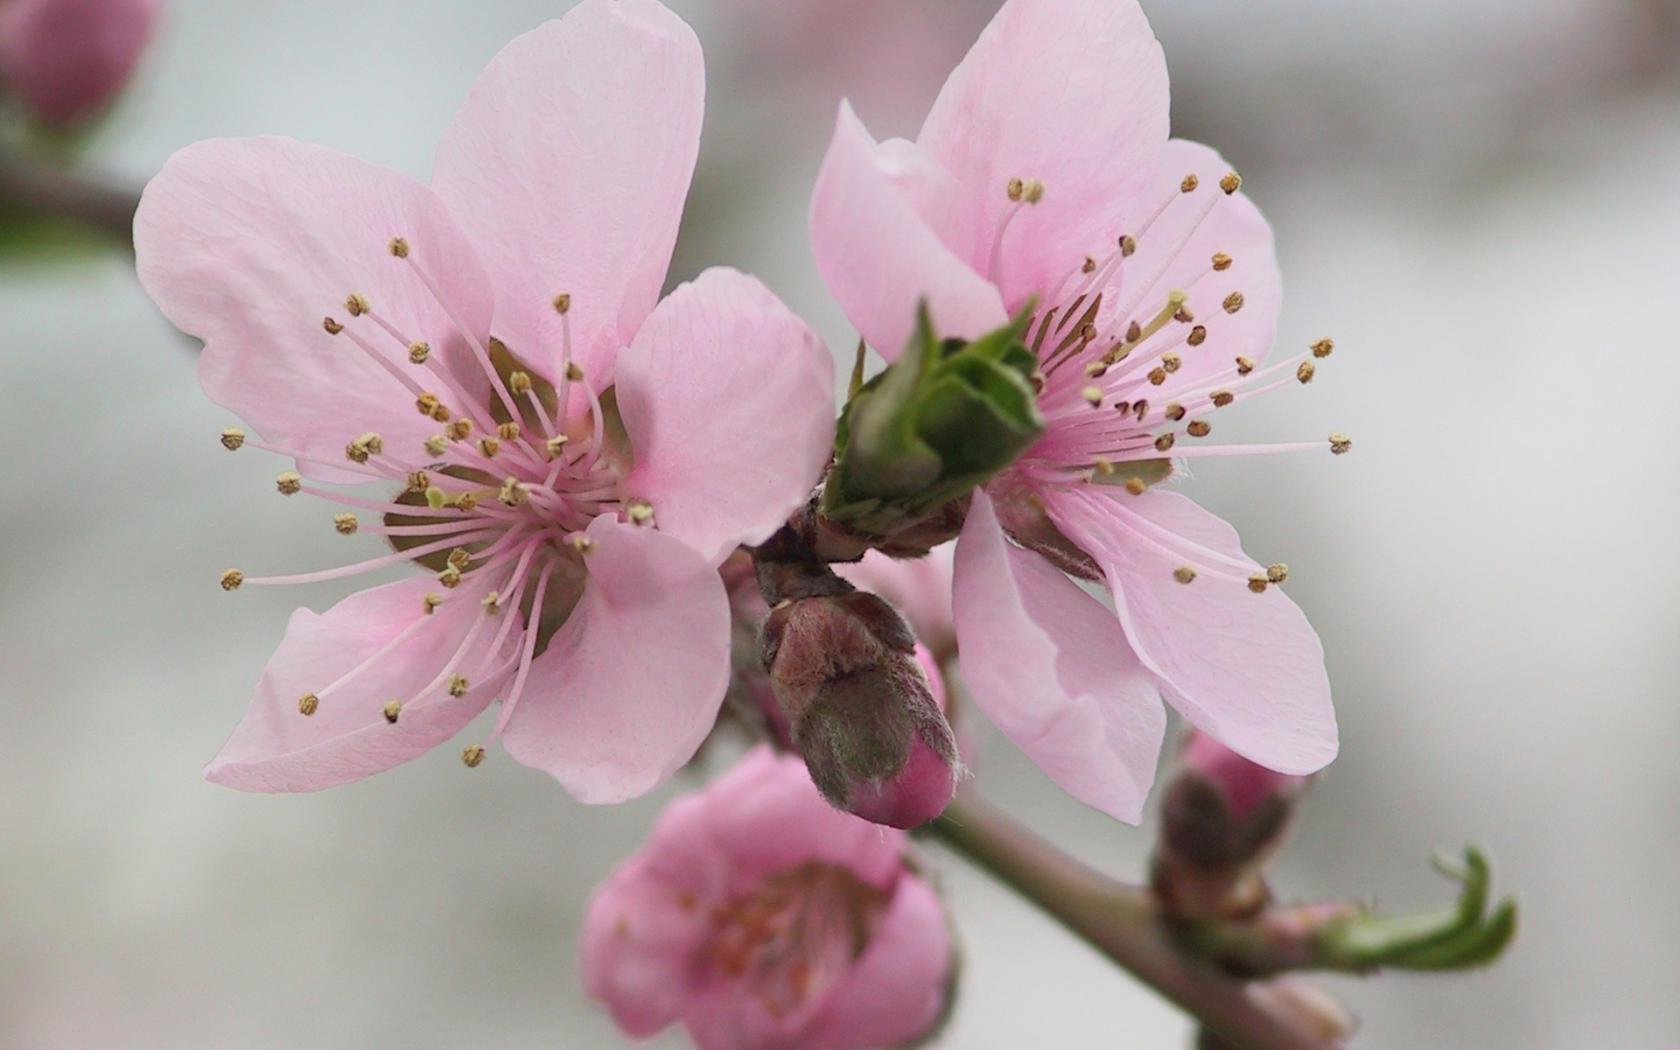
xmin=761 ymin=591 xmax=958 ymax=829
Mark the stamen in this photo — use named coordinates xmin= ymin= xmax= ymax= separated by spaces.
xmin=1222 ymin=292 xmax=1245 ymax=314
xmin=1187 ymin=420 xmax=1211 ymax=438
xmin=1312 ymin=338 xmax=1336 ymax=358
xmin=1297 ymin=361 xmax=1316 ymax=384
xmin=1211 ymin=252 xmax=1233 ymax=272
xmin=297 ymin=693 xmax=319 ymax=716
xmin=462 ymin=745 xmax=486 ymax=768
xmin=1267 ymin=563 xmax=1290 ymax=583
xmin=1220 ymin=171 xmax=1242 ymax=195
xmin=408 ymin=341 xmax=431 ymax=364
xmin=383 ymin=700 xmax=403 ymax=724
xmin=1174 ymin=566 xmax=1198 ymax=584
xmin=219 ymin=569 xmax=244 ymax=591
xmin=220 ymin=428 xmax=246 ymax=451
xmin=448 ymin=675 xmax=470 ymax=698
xmin=276 ymin=472 xmax=302 ymax=496
xmin=345 ymin=293 xmax=369 ymax=317
xmin=1247 ymin=574 xmax=1270 ymax=594
xmin=333 ymin=513 xmax=359 ymax=535
xmin=1329 ymin=432 xmax=1353 ymax=455
xmin=1180 ymin=173 xmax=1200 ymax=193
xmin=388 ymin=238 xmax=410 ymax=258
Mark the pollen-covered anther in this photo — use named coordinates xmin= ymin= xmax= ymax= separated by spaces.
xmin=1124 ymin=477 xmax=1147 ymax=495
xmin=220 ymin=428 xmax=246 ymax=451
xmin=509 ymin=370 xmax=533 ymax=395
xmin=1148 ymin=367 xmax=1168 ymax=386
xmin=333 ymin=513 xmax=358 ymax=535
xmin=1297 ymin=361 xmax=1317 ymax=384
xmin=1235 ymin=356 xmax=1255 ymax=375
xmin=446 ymin=419 xmax=473 ymax=442
xmin=345 ymin=433 xmax=383 ymax=464
xmin=1174 ymin=303 xmax=1195 ymax=324
xmin=1119 ymin=234 xmax=1137 ymax=257
xmin=438 ymin=565 xmax=463 ymax=589
xmin=570 ymin=534 xmax=597 ymax=555
xmin=406 ymin=470 xmax=430 ymax=493
xmin=1082 ymin=385 xmax=1104 ymax=407
xmin=421 ymin=592 xmax=444 ymax=615
xmin=1084 ymin=360 xmax=1108 ymax=378
xmin=462 ymin=745 xmax=486 ymax=768
xmin=1173 ymin=566 xmax=1198 ymax=584
xmin=455 ymin=492 xmax=478 ymax=512
xmin=1187 ymin=325 xmax=1207 ymax=347
xmin=1211 ymin=390 xmax=1235 ymax=407
xmin=1133 ymin=399 xmax=1150 ymax=421
xmin=626 ymin=499 xmax=654 ymax=526
xmin=1211 ymin=251 xmax=1233 ymax=272
xmin=1125 ymin=320 xmax=1143 ymax=343
xmin=478 ymin=436 xmax=501 ymax=458
xmin=1329 ymin=432 xmax=1353 ymax=455
xmin=1154 ymin=433 xmax=1176 ymax=452
xmin=481 ymin=591 xmax=501 ymax=613
xmin=297 ymin=693 xmax=319 ymax=716
xmin=322 ymin=316 xmax=344 ymax=335
xmin=1247 ymin=573 xmax=1270 ymax=594
xmin=497 ymin=422 xmax=520 ymax=442
xmin=416 ymin=392 xmax=442 ymax=417
xmin=1161 ymin=353 xmax=1183 ymax=374
xmin=497 ymin=476 xmax=526 ymax=506
xmin=1092 ymin=457 xmax=1117 ymax=477
xmin=447 ymin=675 xmax=469 ymax=698
xmin=545 ymin=434 xmax=569 ymax=456
xmin=446 ymin=548 xmax=471 ymax=571
xmin=1165 ymin=402 xmax=1186 ymax=421
xmin=1006 ymin=176 xmax=1025 ymax=201
xmin=344 ymin=293 xmax=370 ymax=317
xmin=1187 ymin=420 xmax=1212 ymax=438
xmin=552 ymin=292 xmax=572 ymax=314
xmin=1180 ymin=173 xmax=1200 ymax=193
xmin=564 ymin=361 xmax=585 ymax=382
xmin=388 ymin=237 xmax=410 ymax=258
xmin=1266 ymin=562 xmax=1290 ymax=584
xmin=1312 ymin=338 xmax=1336 ymax=358
xmin=1222 ymin=291 xmax=1245 ymax=314
xmin=1220 ymin=171 xmax=1242 ymax=195
xmin=1082 ymin=255 xmax=1097 ymax=274
xmin=1021 ymin=178 xmax=1045 ymax=203
xmin=382 ymin=700 xmax=403 ymax=724
xmin=219 ymin=569 xmax=244 ymax=591
xmin=424 ymin=435 xmax=448 ymax=457
xmin=276 ymin=471 xmax=302 ymax=495
xmin=407 ymin=341 xmax=431 ymax=364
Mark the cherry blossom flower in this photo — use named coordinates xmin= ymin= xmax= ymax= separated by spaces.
xmin=134 ymin=0 xmax=833 ymax=802
xmin=809 ymin=0 xmax=1340 ymax=822
xmin=0 ymin=0 xmax=160 ymax=125
xmin=583 ymin=746 xmax=953 ymax=1050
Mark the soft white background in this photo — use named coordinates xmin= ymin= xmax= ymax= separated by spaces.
xmin=2 ymin=0 xmax=1677 ymax=1047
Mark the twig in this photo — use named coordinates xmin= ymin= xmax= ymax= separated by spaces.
xmin=0 ymin=148 xmax=141 ymax=248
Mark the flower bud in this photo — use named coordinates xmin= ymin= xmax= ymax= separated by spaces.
xmin=1153 ymin=731 xmax=1311 ymax=919
xmin=583 ymin=747 xmax=957 ymax=1050
xmin=762 ymin=590 xmax=959 ymax=828
xmin=0 ymin=0 xmax=162 ymax=127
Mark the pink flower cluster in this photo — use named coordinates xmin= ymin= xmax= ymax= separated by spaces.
xmin=133 ymin=0 xmax=1347 ymax=1045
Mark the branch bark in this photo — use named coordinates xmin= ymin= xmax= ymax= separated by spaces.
xmin=0 ymin=148 xmax=141 ymax=248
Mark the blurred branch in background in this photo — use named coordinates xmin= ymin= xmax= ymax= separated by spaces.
xmin=0 ymin=147 xmax=138 ymax=249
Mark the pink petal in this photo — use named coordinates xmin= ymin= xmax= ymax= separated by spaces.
xmin=581 ymin=854 xmax=709 ymax=1039
xmin=135 ymin=137 xmax=496 ymax=481
xmin=1045 ymin=486 xmax=1337 ymax=776
xmin=617 ymin=268 xmax=835 ymax=566
xmin=805 ymin=875 xmax=952 ymax=1050
xmin=917 ymin=0 xmax=1170 ymax=311
xmin=1125 ymin=139 xmax=1282 ymax=397
xmin=431 ymin=0 xmax=702 ymax=390
xmin=499 ymin=516 xmax=730 ymax=803
xmin=954 ymin=491 xmax=1165 ymax=822
xmin=204 ymin=576 xmax=514 ymax=792
xmin=809 ymin=101 xmax=1007 ymax=361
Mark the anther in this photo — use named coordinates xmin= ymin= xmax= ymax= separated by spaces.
xmin=322 ymin=316 xmax=344 ymax=335
xmin=446 ymin=548 xmax=471 ymax=570
xmin=431 ymin=403 xmax=451 ymax=423
xmin=1266 ymin=563 xmax=1290 ymax=584
xmin=1161 ymin=353 xmax=1182 ymax=374
xmin=1082 ymin=255 xmax=1097 ymax=274
xmin=1210 ymin=390 xmax=1235 ymax=407
xmin=626 ymin=499 xmax=654 ymax=526
xmin=478 ymin=436 xmax=501 ymax=458
xmin=462 ymin=745 xmax=486 ymax=768
xmin=1235 ymin=356 xmax=1255 ymax=375
xmin=220 ymin=428 xmax=246 ymax=451
xmin=334 ymin=513 xmax=359 ymax=535
xmin=1113 ymin=400 xmax=1131 ymax=415
xmin=1187 ymin=325 xmax=1207 ymax=347
xmin=1174 ymin=566 xmax=1198 ymax=584
xmin=1133 ymin=400 xmax=1150 ymax=421
xmin=421 ymin=593 xmax=444 ymax=615
xmin=1297 ymin=361 xmax=1316 ymax=384
xmin=1120 ymin=234 xmax=1137 ymax=257
xmin=1165 ymin=403 xmax=1186 ymax=421
xmin=388 ymin=237 xmax=410 ymax=258
xmin=446 ymin=419 xmax=473 ymax=442
xmin=1174 ymin=303 xmax=1195 ymax=323
xmin=481 ymin=591 xmax=501 ymax=612
xmin=1082 ymin=385 xmax=1104 ymax=407
xmin=1007 ymin=176 xmax=1025 ymax=202
xmin=1312 ymin=338 xmax=1335 ymax=358
xmin=448 ymin=675 xmax=469 ymax=698
xmin=570 ymin=534 xmax=597 ymax=555
xmin=1211 ymin=252 xmax=1233 ymax=271
xmin=553 ymin=292 xmax=572 ymax=314
xmin=276 ymin=472 xmax=302 ymax=495
xmin=382 ymin=700 xmax=402 ymax=724
xmin=1085 ymin=360 xmax=1108 ymax=378
xmin=497 ymin=476 xmax=526 ymax=506
xmin=1247 ymin=574 xmax=1270 ymax=594
xmin=509 ymin=371 xmax=532 ymax=395
xmin=298 ymin=693 xmax=319 ymax=716
xmin=219 ymin=569 xmax=244 ymax=591
xmin=416 ymin=392 xmax=441 ymax=417
xmin=424 ymin=435 xmax=448 ymax=457
xmin=1092 ymin=457 xmax=1117 ymax=477
xmin=1220 ymin=171 xmax=1242 ymax=195
xmin=438 ymin=565 xmax=463 ymax=589
xmin=1154 ymin=433 xmax=1176 ymax=452
xmin=408 ymin=341 xmax=431 ymax=364
xmin=1125 ymin=320 xmax=1143 ymax=343
xmin=455 ymin=493 xmax=478 ymax=512
xmin=1148 ymin=367 xmax=1167 ymax=386
xmin=1181 ymin=173 xmax=1200 ymax=193
xmin=545 ymin=434 xmax=569 ymax=456
xmin=564 ymin=362 xmax=585 ymax=382
xmin=1022 ymin=179 xmax=1045 ymax=203
xmin=345 ymin=293 xmax=369 ymax=317
xmin=1222 ymin=291 xmax=1245 ymax=314
xmin=497 ymin=422 xmax=520 ymax=442
xmin=1187 ymin=420 xmax=1212 ymax=438
xmin=1125 ymin=477 xmax=1147 ymax=495
xmin=406 ymin=470 xmax=430 ymax=493
xmin=1329 ymin=432 xmax=1353 ymax=455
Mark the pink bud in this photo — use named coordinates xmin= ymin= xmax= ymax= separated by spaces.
xmin=762 ymin=591 xmax=959 ymax=829
xmin=583 ymin=747 xmax=956 ymax=1050
xmin=0 ymin=0 xmax=161 ymax=127
xmin=1180 ymin=730 xmax=1310 ymax=826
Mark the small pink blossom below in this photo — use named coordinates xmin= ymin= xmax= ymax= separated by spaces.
xmin=0 ymin=0 xmax=160 ymax=125
xmin=583 ymin=747 xmax=953 ymax=1050
xmin=809 ymin=0 xmax=1341 ymax=823
xmin=133 ymin=0 xmax=834 ymax=802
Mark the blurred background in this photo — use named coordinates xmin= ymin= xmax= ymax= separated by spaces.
xmin=2 ymin=0 xmax=1678 ymax=1046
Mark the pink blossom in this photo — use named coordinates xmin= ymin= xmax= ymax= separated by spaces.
xmin=809 ymin=0 xmax=1338 ymax=823
xmin=133 ymin=0 xmax=834 ymax=802
xmin=1180 ymin=729 xmax=1310 ymax=826
xmin=583 ymin=747 xmax=953 ymax=1050
xmin=0 ymin=0 xmax=159 ymax=126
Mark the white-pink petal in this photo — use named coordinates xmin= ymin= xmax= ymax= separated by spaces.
xmin=499 ymin=515 xmax=730 ymax=803
xmin=1045 ymin=486 xmax=1337 ymax=776
xmin=431 ymin=0 xmax=703 ymax=390
xmin=953 ymin=491 xmax=1166 ymax=822
xmin=617 ymin=267 xmax=835 ymax=566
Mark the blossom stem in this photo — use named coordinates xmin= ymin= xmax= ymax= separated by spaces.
xmin=0 ymin=148 xmax=141 ymax=248
xmin=929 ymin=792 xmax=1342 ymax=1050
